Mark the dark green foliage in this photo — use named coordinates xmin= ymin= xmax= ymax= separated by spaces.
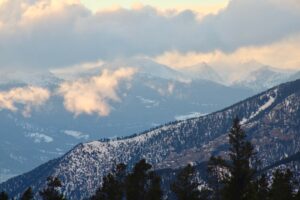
xmin=91 ymin=163 xmax=127 ymax=200
xmin=171 ymin=164 xmax=203 ymax=200
xmin=145 ymin=172 xmax=163 ymax=200
xmin=0 ymin=191 xmax=8 ymax=200
xmin=21 ymin=187 xmax=34 ymax=200
xmin=126 ymin=159 xmax=156 ymax=200
xmin=207 ymin=156 xmax=230 ymax=200
xmin=208 ymin=117 xmax=256 ymax=200
xmin=39 ymin=176 xmax=66 ymax=200
xmin=254 ymin=174 xmax=269 ymax=200
xmin=269 ymin=169 xmax=294 ymax=200
xmin=91 ymin=160 xmax=162 ymax=200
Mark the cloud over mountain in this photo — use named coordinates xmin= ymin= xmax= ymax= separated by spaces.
xmin=0 ymin=86 xmax=50 ymax=117
xmin=57 ymin=67 xmax=136 ymax=116
xmin=0 ymin=0 xmax=299 ymax=69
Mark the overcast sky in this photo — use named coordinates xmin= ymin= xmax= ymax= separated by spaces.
xmin=0 ymin=0 xmax=300 ymax=70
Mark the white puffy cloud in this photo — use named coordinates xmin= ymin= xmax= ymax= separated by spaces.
xmin=0 ymin=0 xmax=300 ymax=70
xmin=0 ymin=86 xmax=50 ymax=117
xmin=58 ymin=68 xmax=136 ymax=116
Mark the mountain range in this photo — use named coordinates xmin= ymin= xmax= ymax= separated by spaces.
xmin=1 ymin=78 xmax=299 ymax=199
xmin=0 ymin=58 xmax=298 ymax=182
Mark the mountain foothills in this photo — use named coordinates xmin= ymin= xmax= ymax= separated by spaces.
xmin=1 ymin=78 xmax=299 ymax=199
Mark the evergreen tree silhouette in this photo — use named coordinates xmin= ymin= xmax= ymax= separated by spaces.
xmin=0 ymin=191 xmax=8 ymax=200
xmin=145 ymin=171 xmax=163 ymax=200
xmin=208 ymin=117 xmax=256 ymax=200
xmin=269 ymin=169 xmax=294 ymax=200
xmin=21 ymin=187 xmax=34 ymax=200
xmin=91 ymin=163 xmax=127 ymax=200
xmin=171 ymin=164 xmax=202 ymax=200
xmin=125 ymin=159 xmax=152 ymax=200
xmin=253 ymin=174 xmax=269 ymax=200
xmin=39 ymin=176 xmax=66 ymax=200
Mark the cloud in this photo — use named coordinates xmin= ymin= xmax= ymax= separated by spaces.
xmin=58 ymin=67 xmax=136 ymax=116
xmin=0 ymin=0 xmax=300 ymax=69
xmin=155 ymin=34 xmax=300 ymax=71
xmin=0 ymin=86 xmax=50 ymax=117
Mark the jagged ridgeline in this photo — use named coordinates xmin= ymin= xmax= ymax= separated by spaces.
xmin=1 ymin=79 xmax=300 ymax=199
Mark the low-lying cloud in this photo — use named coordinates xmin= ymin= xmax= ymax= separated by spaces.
xmin=58 ymin=67 xmax=136 ymax=116
xmin=0 ymin=86 xmax=50 ymax=117
xmin=155 ymin=34 xmax=300 ymax=71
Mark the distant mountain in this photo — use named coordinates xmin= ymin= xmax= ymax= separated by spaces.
xmin=289 ymin=71 xmax=300 ymax=82
xmin=1 ymin=79 xmax=299 ymax=199
xmin=233 ymin=66 xmax=294 ymax=91
xmin=178 ymin=62 xmax=223 ymax=83
xmin=0 ymin=61 xmax=254 ymax=182
xmin=0 ymin=70 xmax=61 ymax=87
xmin=53 ymin=58 xmax=184 ymax=81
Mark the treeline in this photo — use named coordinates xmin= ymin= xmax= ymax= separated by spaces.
xmin=1 ymin=118 xmax=300 ymax=200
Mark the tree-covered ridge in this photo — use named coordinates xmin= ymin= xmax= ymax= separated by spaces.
xmin=2 ymin=118 xmax=300 ymax=200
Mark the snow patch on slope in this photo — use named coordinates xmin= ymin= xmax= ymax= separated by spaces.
xmin=136 ymin=96 xmax=160 ymax=108
xmin=26 ymin=133 xmax=53 ymax=143
xmin=175 ymin=112 xmax=207 ymax=121
xmin=64 ymin=130 xmax=89 ymax=140
xmin=241 ymin=90 xmax=277 ymax=124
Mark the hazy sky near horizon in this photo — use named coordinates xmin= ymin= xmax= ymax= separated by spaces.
xmin=0 ymin=0 xmax=300 ymax=71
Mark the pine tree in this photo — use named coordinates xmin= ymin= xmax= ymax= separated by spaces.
xmin=21 ymin=187 xmax=34 ymax=200
xmin=145 ymin=171 xmax=163 ymax=200
xmin=208 ymin=117 xmax=256 ymax=200
xmin=0 ymin=191 xmax=8 ymax=200
xmin=269 ymin=169 xmax=294 ymax=200
xmin=171 ymin=164 xmax=203 ymax=200
xmin=91 ymin=163 xmax=127 ymax=200
xmin=91 ymin=160 xmax=162 ymax=200
xmin=39 ymin=176 xmax=66 ymax=200
xmin=254 ymin=174 xmax=269 ymax=200
xmin=207 ymin=156 xmax=229 ymax=200
xmin=125 ymin=159 xmax=152 ymax=200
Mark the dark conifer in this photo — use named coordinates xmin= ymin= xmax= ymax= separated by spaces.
xmin=125 ymin=159 xmax=152 ymax=200
xmin=208 ymin=117 xmax=256 ymax=200
xmin=0 ymin=191 xmax=8 ymax=200
xmin=269 ymin=169 xmax=294 ymax=200
xmin=21 ymin=187 xmax=34 ymax=200
xmin=254 ymin=174 xmax=269 ymax=200
xmin=171 ymin=164 xmax=202 ymax=200
xmin=91 ymin=163 xmax=126 ymax=200
xmin=145 ymin=171 xmax=163 ymax=200
xmin=39 ymin=176 xmax=66 ymax=200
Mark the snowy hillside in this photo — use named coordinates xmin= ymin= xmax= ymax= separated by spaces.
xmin=1 ymin=79 xmax=299 ymax=199
xmin=232 ymin=66 xmax=294 ymax=91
